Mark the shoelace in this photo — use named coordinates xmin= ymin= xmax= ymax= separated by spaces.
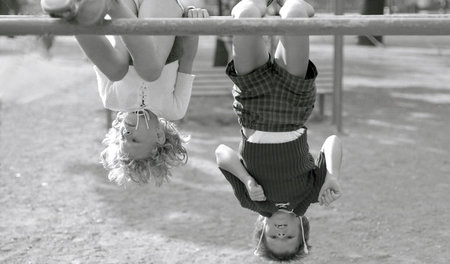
xmin=135 ymin=109 xmax=150 ymax=130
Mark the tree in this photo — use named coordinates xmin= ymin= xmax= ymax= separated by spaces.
xmin=358 ymin=0 xmax=385 ymax=46
xmin=0 ymin=0 xmax=21 ymax=15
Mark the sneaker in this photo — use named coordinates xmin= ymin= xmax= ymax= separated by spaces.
xmin=75 ymin=0 xmax=113 ymax=25
xmin=41 ymin=0 xmax=113 ymax=25
xmin=41 ymin=0 xmax=79 ymax=20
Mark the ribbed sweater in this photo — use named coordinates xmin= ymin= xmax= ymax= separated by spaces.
xmin=219 ymin=129 xmax=327 ymax=217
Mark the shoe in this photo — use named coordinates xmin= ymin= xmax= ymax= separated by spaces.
xmin=41 ymin=0 xmax=112 ymax=25
xmin=75 ymin=0 xmax=113 ymax=25
xmin=41 ymin=0 xmax=79 ymax=20
xmin=275 ymin=0 xmax=314 ymax=17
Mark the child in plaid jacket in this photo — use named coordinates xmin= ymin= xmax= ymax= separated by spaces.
xmin=215 ymin=0 xmax=343 ymax=261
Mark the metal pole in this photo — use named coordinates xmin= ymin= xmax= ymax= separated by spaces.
xmin=217 ymin=0 xmax=223 ymax=16
xmin=333 ymin=0 xmax=344 ymax=132
xmin=1 ymin=15 xmax=450 ymax=36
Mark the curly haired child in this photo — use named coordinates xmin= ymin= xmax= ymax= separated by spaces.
xmin=41 ymin=0 xmax=209 ymax=185
xmin=215 ymin=0 xmax=343 ymax=261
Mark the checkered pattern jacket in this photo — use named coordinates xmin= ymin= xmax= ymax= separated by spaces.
xmin=226 ymin=60 xmax=318 ymax=132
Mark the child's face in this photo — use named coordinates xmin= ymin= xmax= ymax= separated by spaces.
xmin=264 ymin=211 xmax=302 ymax=255
xmin=119 ymin=110 xmax=163 ymax=160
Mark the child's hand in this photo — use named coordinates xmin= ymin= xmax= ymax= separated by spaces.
xmin=318 ymin=175 xmax=342 ymax=206
xmin=183 ymin=7 xmax=210 ymax=18
xmin=246 ymin=177 xmax=266 ymax=201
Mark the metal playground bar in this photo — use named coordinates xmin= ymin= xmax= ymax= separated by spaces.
xmin=0 ymin=15 xmax=450 ymax=36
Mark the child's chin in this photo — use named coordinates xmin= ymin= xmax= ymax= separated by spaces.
xmin=123 ymin=113 xmax=137 ymax=126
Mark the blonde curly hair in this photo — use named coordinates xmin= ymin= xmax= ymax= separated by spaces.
xmin=100 ymin=113 xmax=189 ymax=186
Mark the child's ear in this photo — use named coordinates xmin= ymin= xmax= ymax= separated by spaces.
xmin=156 ymin=127 xmax=166 ymax=145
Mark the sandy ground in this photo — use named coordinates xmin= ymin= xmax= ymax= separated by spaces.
xmin=1 ymin=35 xmax=450 ymax=264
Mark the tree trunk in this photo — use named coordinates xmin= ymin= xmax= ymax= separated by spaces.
xmin=358 ymin=0 xmax=385 ymax=46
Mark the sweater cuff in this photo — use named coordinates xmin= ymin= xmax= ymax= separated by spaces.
xmin=176 ymin=72 xmax=195 ymax=88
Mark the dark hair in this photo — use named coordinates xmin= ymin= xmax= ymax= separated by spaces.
xmin=253 ymin=215 xmax=311 ymax=262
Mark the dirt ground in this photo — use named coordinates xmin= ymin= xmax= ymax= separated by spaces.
xmin=1 ymin=35 xmax=450 ymax=264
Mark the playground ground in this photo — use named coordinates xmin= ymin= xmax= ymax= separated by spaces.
xmin=1 ymin=35 xmax=450 ymax=264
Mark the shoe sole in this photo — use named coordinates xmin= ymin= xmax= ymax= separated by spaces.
xmin=74 ymin=0 xmax=111 ymax=25
xmin=41 ymin=0 xmax=79 ymax=20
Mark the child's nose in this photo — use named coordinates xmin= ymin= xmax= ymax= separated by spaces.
xmin=277 ymin=232 xmax=286 ymax=237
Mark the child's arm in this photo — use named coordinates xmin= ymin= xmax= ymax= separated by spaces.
xmin=177 ymin=36 xmax=198 ymax=75
xmin=318 ymin=135 xmax=343 ymax=206
xmin=162 ymin=35 xmax=198 ymax=120
xmin=163 ymin=8 xmax=210 ymax=120
xmin=215 ymin=144 xmax=266 ymax=201
xmin=178 ymin=7 xmax=210 ymax=74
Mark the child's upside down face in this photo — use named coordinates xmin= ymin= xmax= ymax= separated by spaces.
xmin=264 ymin=211 xmax=302 ymax=255
xmin=119 ymin=110 xmax=164 ymax=160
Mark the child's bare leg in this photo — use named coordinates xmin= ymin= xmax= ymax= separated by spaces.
xmin=319 ymin=135 xmax=343 ymax=206
xmin=231 ymin=0 xmax=269 ymax=75
xmin=108 ymin=0 xmax=182 ymax=81
xmin=321 ymin=135 xmax=343 ymax=177
xmin=74 ymin=1 xmax=142 ymax=81
xmin=75 ymin=35 xmax=130 ymax=80
xmin=274 ymin=0 xmax=314 ymax=77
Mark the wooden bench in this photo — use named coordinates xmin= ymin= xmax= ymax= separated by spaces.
xmin=192 ymin=66 xmax=333 ymax=120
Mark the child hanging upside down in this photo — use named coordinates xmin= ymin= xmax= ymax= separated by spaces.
xmin=41 ymin=0 xmax=209 ymax=185
xmin=215 ymin=0 xmax=343 ymax=261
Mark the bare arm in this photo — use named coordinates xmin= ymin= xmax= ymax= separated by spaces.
xmin=177 ymin=36 xmax=198 ymax=74
xmin=178 ymin=7 xmax=210 ymax=74
xmin=215 ymin=144 xmax=266 ymax=201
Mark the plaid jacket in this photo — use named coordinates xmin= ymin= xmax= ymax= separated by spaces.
xmin=226 ymin=59 xmax=318 ymax=132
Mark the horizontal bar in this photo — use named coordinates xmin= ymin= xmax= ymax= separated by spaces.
xmin=1 ymin=15 xmax=450 ymax=36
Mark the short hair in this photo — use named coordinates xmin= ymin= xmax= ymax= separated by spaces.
xmin=100 ymin=114 xmax=189 ymax=186
xmin=253 ymin=215 xmax=311 ymax=262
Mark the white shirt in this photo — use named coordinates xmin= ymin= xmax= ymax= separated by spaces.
xmin=94 ymin=61 xmax=195 ymax=120
xmin=246 ymin=127 xmax=305 ymax=144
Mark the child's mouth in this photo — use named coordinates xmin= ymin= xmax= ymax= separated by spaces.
xmin=124 ymin=121 xmax=136 ymax=127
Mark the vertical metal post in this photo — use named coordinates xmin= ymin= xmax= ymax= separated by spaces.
xmin=106 ymin=109 xmax=112 ymax=129
xmin=217 ymin=0 xmax=223 ymax=16
xmin=333 ymin=0 xmax=344 ymax=132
